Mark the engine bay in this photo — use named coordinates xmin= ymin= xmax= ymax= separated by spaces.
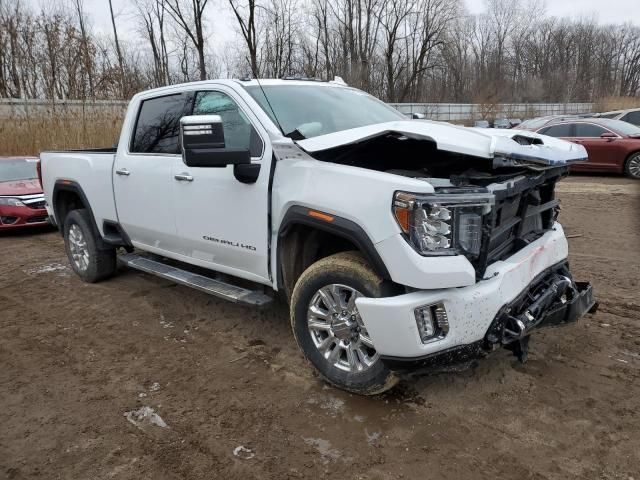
xmin=308 ymin=133 xmax=552 ymax=188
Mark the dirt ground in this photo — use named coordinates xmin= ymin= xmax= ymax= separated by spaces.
xmin=1 ymin=175 xmax=639 ymax=480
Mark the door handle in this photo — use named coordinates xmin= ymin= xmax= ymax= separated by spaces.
xmin=115 ymin=168 xmax=130 ymax=176
xmin=174 ymin=173 xmax=194 ymax=182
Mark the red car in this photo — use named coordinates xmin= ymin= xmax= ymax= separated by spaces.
xmin=0 ymin=157 xmax=49 ymax=230
xmin=535 ymin=119 xmax=640 ymax=179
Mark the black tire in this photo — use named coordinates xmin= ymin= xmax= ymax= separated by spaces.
xmin=624 ymin=152 xmax=640 ymax=179
xmin=290 ymin=251 xmax=398 ymax=395
xmin=63 ymin=209 xmax=117 ymax=283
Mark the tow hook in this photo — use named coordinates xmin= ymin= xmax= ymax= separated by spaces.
xmin=507 ymin=335 xmax=531 ymax=363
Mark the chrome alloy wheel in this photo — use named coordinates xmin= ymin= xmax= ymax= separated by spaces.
xmin=628 ymin=154 xmax=640 ymax=179
xmin=307 ymin=284 xmax=379 ymax=373
xmin=68 ymin=224 xmax=90 ymax=272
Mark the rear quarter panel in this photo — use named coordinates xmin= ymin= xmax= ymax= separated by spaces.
xmin=40 ymin=151 xmax=118 ymax=235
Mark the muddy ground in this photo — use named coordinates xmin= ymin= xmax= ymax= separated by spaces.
xmin=1 ymin=175 xmax=639 ymax=480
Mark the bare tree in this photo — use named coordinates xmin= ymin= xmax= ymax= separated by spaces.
xmin=108 ymin=0 xmax=126 ymax=96
xmin=164 ymin=0 xmax=210 ymax=80
xmin=228 ymin=0 xmax=261 ymax=76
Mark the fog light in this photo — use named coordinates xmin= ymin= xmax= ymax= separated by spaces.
xmin=414 ymin=302 xmax=448 ymax=343
xmin=415 ymin=306 xmax=436 ymax=342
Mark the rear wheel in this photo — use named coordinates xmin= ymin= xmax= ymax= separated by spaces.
xmin=290 ymin=251 xmax=398 ymax=395
xmin=63 ymin=209 xmax=117 ymax=283
xmin=625 ymin=152 xmax=640 ymax=179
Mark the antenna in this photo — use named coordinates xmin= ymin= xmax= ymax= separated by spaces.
xmin=249 ymin=71 xmax=285 ymax=136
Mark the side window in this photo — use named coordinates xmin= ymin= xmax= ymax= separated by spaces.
xmin=131 ymin=93 xmax=194 ymax=154
xmin=575 ymin=124 xmax=607 ymax=137
xmin=621 ymin=111 xmax=640 ymax=126
xmin=540 ymin=124 xmax=573 ymax=137
xmin=193 ymin=91 xmax=263 ymax=157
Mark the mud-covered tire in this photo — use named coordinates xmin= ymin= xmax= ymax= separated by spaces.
xmin=624 ymin=152 xmax=640 ymax=179
xmin=63 ymin=209 xmax=116 ymax=283
xmin=290 ymin=251 xmax=398 ymax=395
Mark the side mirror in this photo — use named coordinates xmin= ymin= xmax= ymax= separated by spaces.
xmin=180 ymin=115 xmax=251 ymax=168
xmin=600 ymin=132 xmax=617 ymax=140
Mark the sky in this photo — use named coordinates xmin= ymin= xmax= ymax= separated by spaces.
xmin=22 ymin=0 xmax=640 ymax=43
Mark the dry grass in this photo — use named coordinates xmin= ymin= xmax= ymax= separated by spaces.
xmin=593 ymin=96 xmax=640 ymax=113
xmin=0 ymin=111 xmax=124 ymax=156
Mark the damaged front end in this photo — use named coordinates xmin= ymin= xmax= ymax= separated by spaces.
xmin=485 ymin=262 xmax=597 ymax=363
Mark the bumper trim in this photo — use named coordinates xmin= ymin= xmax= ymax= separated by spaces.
xmin=381 ymin=263 xmax=596 ymax=372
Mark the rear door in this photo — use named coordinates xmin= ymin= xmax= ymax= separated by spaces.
xmin=539 ymin=123 xmax=594 ymax=171
xmin=113 ymin=92 xmax=193 ymax=254
xmin=172 ymin=87 xmax=272 ymax=284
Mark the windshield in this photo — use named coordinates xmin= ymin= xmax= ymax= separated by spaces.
xmin=0 ymin=158 xmax=38 ymax=182
xmin=597 ymin=119 xmax=640 ymax=136
xmin=245 ymin=85 xmax=405 ymax=138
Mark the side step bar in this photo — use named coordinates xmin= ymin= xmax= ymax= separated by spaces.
xmin=118 ymin=253 xmax=272 ymax=306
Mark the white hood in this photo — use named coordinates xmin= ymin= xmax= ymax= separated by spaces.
xmin=296 ymin=120 xmax=588 ymax=168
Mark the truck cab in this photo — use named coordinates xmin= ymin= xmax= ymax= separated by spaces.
xmin=40 ymin=79 xmax=596 ymax=394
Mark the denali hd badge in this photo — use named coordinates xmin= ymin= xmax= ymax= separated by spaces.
xmin=203 ymin=235 xmax=256 ymax=251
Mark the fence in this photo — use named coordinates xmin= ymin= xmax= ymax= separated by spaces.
xmin=388 ymin=102 xmax=595 ymax=122
xmin=1 ymin=97 xmax=595 ymax=123
xmin=0 ymin=98 xmax=128 ymax=118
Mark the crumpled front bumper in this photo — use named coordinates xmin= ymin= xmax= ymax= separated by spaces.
xmin=355 ymin=223 xmax=595 ymax=366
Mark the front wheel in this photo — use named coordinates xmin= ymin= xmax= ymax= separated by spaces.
xmin=625 ymin=152 xmax=640 ymax=179
xmin=290 ymin=251 xmax=398 ymax=395
xmin=63 ymin=209 xmax=117 ymax=283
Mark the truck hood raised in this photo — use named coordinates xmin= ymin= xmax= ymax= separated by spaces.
xmin=296 ymin=120 xmax=588 ymax=168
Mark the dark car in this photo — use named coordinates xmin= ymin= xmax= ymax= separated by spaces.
xmin=593 ymin=108 xmax=640 ymax=127
xmin=535 ymin=119 xmax=640 ymax=179
xmin=0 ymin=157 xmax=49 ymax=229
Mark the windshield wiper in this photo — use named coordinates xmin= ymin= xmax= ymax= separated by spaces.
xmin=284 ymin=129 xmax=306 ymax=141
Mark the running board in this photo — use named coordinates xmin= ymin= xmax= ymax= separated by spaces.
xmin=118 ymin=253 xmax=272 ymax=306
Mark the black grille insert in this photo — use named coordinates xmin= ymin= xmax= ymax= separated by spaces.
xmin=474 ymin=168 xmax=566 ymax=277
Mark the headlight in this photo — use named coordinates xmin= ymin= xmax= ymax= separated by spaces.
xmin=393 ymin=191 xmax=494 ymax=257
xmin=0 ymin=197 xmax=25 ymax=207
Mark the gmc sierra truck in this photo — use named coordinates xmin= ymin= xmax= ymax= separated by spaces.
xmin=40 ymin=78 xmax=596 ymax=394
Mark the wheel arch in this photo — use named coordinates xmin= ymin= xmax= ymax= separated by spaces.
xmin=276 ymin=205 xmax=392 ymax=301
xmin=52 ymin=181 xmax=95 ymax=236
xmin=624 ymin=150 xmax=640 ymax=178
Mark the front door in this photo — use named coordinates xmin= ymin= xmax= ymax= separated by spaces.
xmin=573 ymin=123 xmax=625 ymax=171
xmin=113 ymin=92 xmax=193 ymax=254
xmin=172 ymin=87 xmax=272 ymax=284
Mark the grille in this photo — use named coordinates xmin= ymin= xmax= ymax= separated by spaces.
xmin=26 ymin=215 xmax=48 ymax=224
xmin=473 ymin=170 xmax=564 ymax=277
xmin=26 ymin=200 xmax=46 ymax=209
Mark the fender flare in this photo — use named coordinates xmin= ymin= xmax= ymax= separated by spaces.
xmin=276 ymin=205 xmax=391 ymax=290
xmin=51 ymin=180 xmax=97 ymax=235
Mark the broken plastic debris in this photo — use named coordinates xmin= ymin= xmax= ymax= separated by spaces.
xmin=124 ymin=406 xmax=167 ymax=429
xmin=233 ymin=446 xmax=255 ymax=459
xmin=149 ymin=382 xmax=160 ymax=391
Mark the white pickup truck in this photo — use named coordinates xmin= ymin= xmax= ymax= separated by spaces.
xmin=40 ymin=78 xmax=596 ymax=394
